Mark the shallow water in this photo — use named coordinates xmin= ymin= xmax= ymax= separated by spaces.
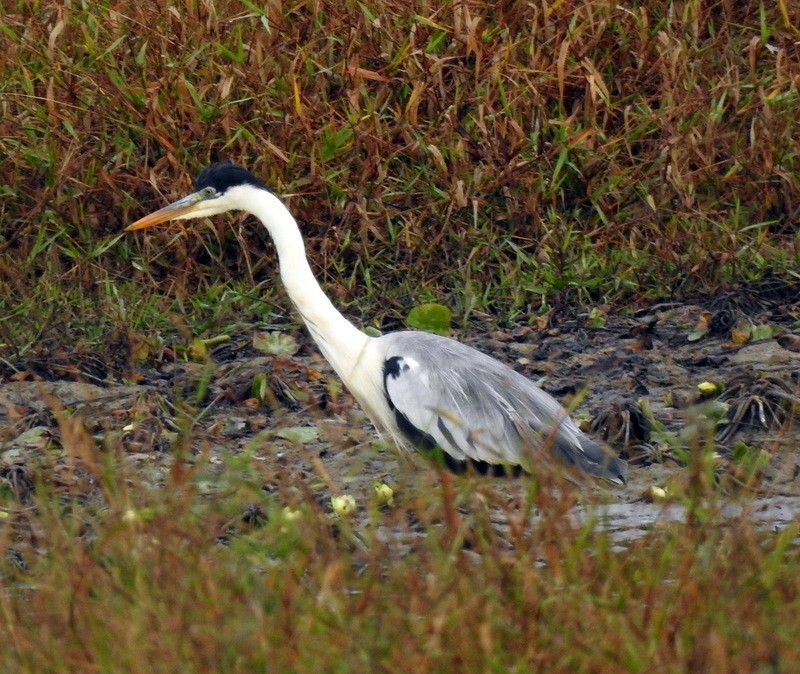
xmin=574 ymin=495 xmax=800 ymax=544
xmin=1 ymin=301 xmax=798 ymax=549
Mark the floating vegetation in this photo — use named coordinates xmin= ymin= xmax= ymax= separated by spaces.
xmin=716 ymin=373 xmax=800 ymax=443
xmin=589 ymin=397 xmax=652 ymax=450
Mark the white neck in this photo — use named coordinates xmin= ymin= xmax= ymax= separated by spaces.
xmin=239 ymin=187 xmax=371 ymax=382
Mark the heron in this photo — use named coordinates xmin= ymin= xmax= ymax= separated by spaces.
xmin=127 ymin=162 xmax=627 ymax=484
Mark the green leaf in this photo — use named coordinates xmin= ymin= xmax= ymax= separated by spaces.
xmin=425 ymin=30 xmax=448 ymax=54
xmin=276 ymin=426 xmax=320 ymax=444
xmin=587 ymin=306 xmax=606 ymax=328
xmin=406 ymin=303 xmax=452 ymax=335
xmin=252 ymin=331 xmax=298 ymax=355
xmin=732 ymin=441 xmax=770 ymax=474
xmin=751 ymin=324 xmax=774 ymax=341
xmin=251 ymin=372 xmax=269 ymax=402
xmin=687 ymin=328 xmax=707 ymax=342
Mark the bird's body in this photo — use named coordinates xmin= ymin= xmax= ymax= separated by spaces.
xmin=128 ymin=162 xmax=627 ymax=484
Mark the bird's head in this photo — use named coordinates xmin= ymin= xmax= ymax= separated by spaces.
xmin=127 ymin=162 xmax=269 ymax=230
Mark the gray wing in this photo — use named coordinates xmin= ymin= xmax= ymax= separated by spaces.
xmin=380 ymin=331 xmax=626 ymax=482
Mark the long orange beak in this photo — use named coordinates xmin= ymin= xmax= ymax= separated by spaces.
xmin=126 ymin=193 xmax=202 ymax=231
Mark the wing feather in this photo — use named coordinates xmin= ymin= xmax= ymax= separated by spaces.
xmin=380 ymin=331 xmax=626 ymax=482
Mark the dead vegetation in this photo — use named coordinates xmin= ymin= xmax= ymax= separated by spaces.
xmin=2 ymin=0 xmax=799 ymax=327
xmin=1 ymin=1 xmax=800 ymax=671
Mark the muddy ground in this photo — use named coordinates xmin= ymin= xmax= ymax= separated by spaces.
xmin=2 ymin=285 xmax=800 ymax=548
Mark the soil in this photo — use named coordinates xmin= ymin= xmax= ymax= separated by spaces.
xmin=2 ymin=286 xmax=800 ymax=548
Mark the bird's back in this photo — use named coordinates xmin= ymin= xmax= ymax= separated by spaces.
xmin=375 ymin=330 xmax=626 ymax=483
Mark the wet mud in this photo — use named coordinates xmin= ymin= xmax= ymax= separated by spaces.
xmin=1 ymin=291 xmax=799 ymax=546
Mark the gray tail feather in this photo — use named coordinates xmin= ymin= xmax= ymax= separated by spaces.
xmin=554 ymin=434 xmax=628 ymax=485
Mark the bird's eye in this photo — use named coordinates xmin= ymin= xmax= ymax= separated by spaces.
xmin=202 ymin=187 xmax=216 ymax=198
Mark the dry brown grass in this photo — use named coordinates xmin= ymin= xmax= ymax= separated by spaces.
xmin=1 ymin=3 xmax=800 ymax=670
xmin=0 ymin=419 xmax=799 ymax=673
xmin=2 ymin=0 xmax=799 ymax=319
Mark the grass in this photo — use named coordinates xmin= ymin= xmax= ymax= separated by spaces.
xmin=1 ymin=416 xmax=799 ymax=673
xmin=1 ymin=0 xmax=800 ymax=670
xmin=2 ymin=0 xmax=799 ymax=344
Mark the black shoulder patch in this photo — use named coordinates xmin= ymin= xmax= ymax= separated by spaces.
xmin=382 ymin=356 xmax=408 ymax=411
xmin=195 ymin=162 xmax=269 ymax=194
xmin=383 ymin=355 xmax=405 ymax=380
